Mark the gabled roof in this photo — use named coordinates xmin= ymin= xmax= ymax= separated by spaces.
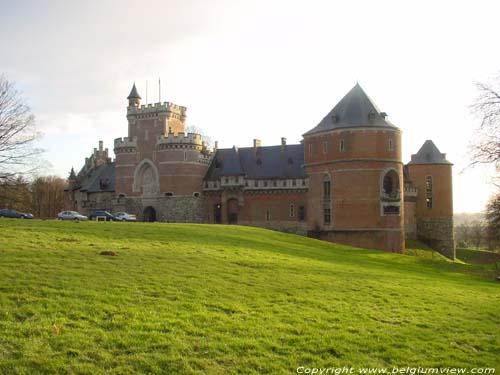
xmin=408 ymin=140 xmax=452 ymax=165
xmin=77 ymin=162 xmax=115 ymax=193
xmin=205 ymin=144 xmax=307 ymax=180
xmin=127 ymin=83 xmax=141 ymax=99
xmin=304 ymin=83 xmax=397 ymax=136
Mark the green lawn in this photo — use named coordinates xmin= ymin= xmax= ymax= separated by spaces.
xmin=0 ymin=220 xmax=498 ymax=374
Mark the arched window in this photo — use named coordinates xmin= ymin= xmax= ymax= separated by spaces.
xmin=425 ymin=176 xmax=433 ymax=209
xmin=382 ymin=170 xmax=400 ymax=199
xmin=388 ymin=138 xmax=394 ymax=151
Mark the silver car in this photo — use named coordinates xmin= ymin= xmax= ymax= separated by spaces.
xmin=57 ymin=211 xmax=89 ymax=221
xmin=114 ymin=212 xmax=137 ymax=222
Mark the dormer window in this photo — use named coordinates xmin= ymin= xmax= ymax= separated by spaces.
xmin=368 ymin=112 xmax=376 ymax=123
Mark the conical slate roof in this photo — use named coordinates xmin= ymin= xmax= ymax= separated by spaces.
xmin=408 ymin=140 xmax=452 ymax=165
xmin=127 ymin=83 xmax=141 ymax=99
xmin=304 ymin=83 xmax=397 ymax=136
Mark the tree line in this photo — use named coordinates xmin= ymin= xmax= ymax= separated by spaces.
xmin=0 ymin=175 xmax=66 ymax=218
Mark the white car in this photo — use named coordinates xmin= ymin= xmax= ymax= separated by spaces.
xmin=57 ymin=211 xmax=89 ymax=221
xmin=114 ymin=212 xmax=137 ymax=222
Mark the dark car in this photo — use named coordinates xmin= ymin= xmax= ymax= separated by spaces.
xmin=89 ymin=210 xmax=117 ymax=221
xmin=0 ymin=209 xmax=33 ymax=219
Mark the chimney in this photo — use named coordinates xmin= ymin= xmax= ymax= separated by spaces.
xmin=99 ymin=140 xmax=103 ymax=151
xmin=281 ymin=137 xmax=286 ymax=152
xmin=253 ymin=139 xmax=261 ymax=153
xmin=214 ymin=141 xmax=218 ymax=151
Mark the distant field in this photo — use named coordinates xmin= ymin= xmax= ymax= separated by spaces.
xmin=0 ymin=220 xmax=498 ymax=374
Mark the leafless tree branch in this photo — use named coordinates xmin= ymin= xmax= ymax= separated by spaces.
xmin=0 ymin=74 xmax=43 ymax=182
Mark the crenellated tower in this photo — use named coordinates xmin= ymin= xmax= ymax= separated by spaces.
xmin=114 ymin=83 xmax=211 ymax=221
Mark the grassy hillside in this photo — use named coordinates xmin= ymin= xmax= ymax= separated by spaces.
xmin=0 ymin=220 xmax=498 ymax=374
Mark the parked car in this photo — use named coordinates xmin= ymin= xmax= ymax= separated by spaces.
xmin=114 ymin=212 xmax=137 ymax=222
xmin=57 ymin=211 xmax=89 ymax=221
xmin=0 ymin=209 xmax=33 ymax=219
xmin=89 ymin=210 xmax=117 ymax=221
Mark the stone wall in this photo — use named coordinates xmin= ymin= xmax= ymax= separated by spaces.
xmin=113 ymin=196 xmax=205 ymax=223
xmin=416 ymin=218 xmax=455 ymax=259
xmin=159 ymin=196 xmax=205 ymax=223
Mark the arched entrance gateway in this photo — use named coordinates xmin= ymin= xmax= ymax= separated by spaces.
xmin=143 ymin=206 xmax=156 ymax=222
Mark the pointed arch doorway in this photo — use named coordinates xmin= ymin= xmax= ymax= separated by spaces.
xmin=143 ymin=206 xmax=156 ymax=222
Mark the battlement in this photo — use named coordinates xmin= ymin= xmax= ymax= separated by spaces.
xmin=127 ymin=101 xmax=187 ymax=117
xmin=157 ymin=132 xmax=203 ymax=146
xmin=114 ymin=136 xmax=138 ymax=149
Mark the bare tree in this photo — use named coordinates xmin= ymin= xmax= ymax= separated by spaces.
xmin=0 ymin=75 xmax=41 ymax=182
xmin=469 ymin=221 xmax=485 ymax=250
xmin=30 ymin=175 xmax=66 ymax=218
xmin=485 ymin=191 xmax=500 ymax=251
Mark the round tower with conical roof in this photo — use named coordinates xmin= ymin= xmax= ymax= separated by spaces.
xmin=127 ymin=83 xmax=141 ymax=107
xmin=303 ymin=83 xmax=405 ymax=253
xmin=406 ymin=140 xmax=455 ymax=259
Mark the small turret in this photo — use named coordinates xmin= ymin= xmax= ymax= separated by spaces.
xmin=127 ymin=83 xmax=141 ymax=107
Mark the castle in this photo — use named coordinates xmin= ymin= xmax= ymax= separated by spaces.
xmin=64 ymin=83 xmax=455 ymax=258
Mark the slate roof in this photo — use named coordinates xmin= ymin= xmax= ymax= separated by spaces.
xmin=205 ymin=144 xmax=307 ymax=180
xmin=304 ymin=83 xmax=397 ymax=136
xmin=76 ymin=162 xmax=115 ymax=192
xmin=127 ymin=83 xmax=141 ymax=99
xmin=408 ymin=140 xmax=452 ymax=165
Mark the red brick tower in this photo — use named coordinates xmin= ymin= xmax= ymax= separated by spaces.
xmin=303 ymin=84 xmax=405 ymax=253
xmin=406 ymin=140 xmax=455 ymax=258
xmin=114 ymin=83 xmax=211 ymax=221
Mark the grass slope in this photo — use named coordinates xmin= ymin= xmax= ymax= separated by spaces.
xmin=0 ymin=220 xmax=498 ymax=374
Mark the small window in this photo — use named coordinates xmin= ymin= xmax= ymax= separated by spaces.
xmin=265 ymin=209 xmax=271 ymax=222
xmin=184 ymin=151 xmax=187 ymax=161
xmin=340 ymin=139 xmax=346 ymax=152
xmin=308 ymin=143 xmax=313 ymax=156
xmin=324 ymin=208 xmax=331 ymax=225
xmin=302 ymin=179 xmax=306 ymax=186
xmin=388 ymin=138 xmax=394 ymax=152
xmin=298 ymin=206 xmax=305 ymax=221
xmin=165 ymin=192 xmax=174 ymax=197
xmin=225 ymin=178 xmax=229 ymax=184
xmin=425 ymin=176 xmax=433 ymax=209
xmin=290 ymin=204 xmax=295 ymax=217
xmin=193 ymin=192 xmax=200 ymax=197
xmin=323 ymin=178 xmax=331 ymax=198
xmin=292 ymin=179 xmax=297 ymax=186
xmin=264 ymin=181 xmax=268 ymax=187
xmin=322 ymin=141 xmax=329 ymax=154
xmin=254 ymin=180 xmax=258 ymax=188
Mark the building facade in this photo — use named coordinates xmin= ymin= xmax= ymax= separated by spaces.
xmin=65 ymin=83 xmax=455 ymax=258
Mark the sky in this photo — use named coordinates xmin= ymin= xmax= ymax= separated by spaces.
xmin=0 ymin=0 xmax=498 ymax=213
